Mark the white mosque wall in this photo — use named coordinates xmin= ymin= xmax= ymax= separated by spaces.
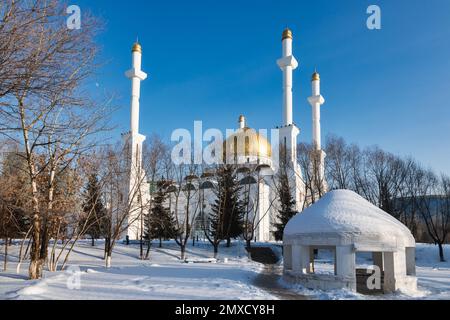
xmin=159 ymin=176 xmax=277 ymax=243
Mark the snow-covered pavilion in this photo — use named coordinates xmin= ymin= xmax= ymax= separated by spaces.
xmin=283 ymin=190 xmax=417 ymax=294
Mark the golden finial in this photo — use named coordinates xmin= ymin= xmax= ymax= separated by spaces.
xmin=312 ymin=69 xmax=320 ymax=81
xmin=132 ymin=41 xmax=142 ymax=53
xmin=239 ymin=115 xmax=245 ymax=122
xmin=282 ymin=28 xmax=293 ymax=41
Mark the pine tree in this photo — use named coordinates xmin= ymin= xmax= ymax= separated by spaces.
xmin=145 ymin=184 xmax=177 ymax=248
xmin=273 ymin=172 xmax=297 ymax=241
xmin=209 ymin=166 xmax=244 ymax=250
xmin=80 ymin=174 xmax=107 ymax=246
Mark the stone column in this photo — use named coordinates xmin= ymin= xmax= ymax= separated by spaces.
xmin=405 ymin=247 xmax=416 ymax=276
xmin=383 ymin=250 xmax=407 ymax=293
xmin=336 ymin=245 xmax=356 ymax=291
xmin=284 ymin=245 xmax=293 ymax=271
xmin=292 ymin=245 xmax=302 ymax=273
xmin=300 ymin=245 xmax=312 ymax=274
xmin=372 ymin=252 xmax=383 ymax=271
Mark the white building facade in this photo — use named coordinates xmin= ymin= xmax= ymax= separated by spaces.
xmin=122 ymin=29 xmax=327 ymax=242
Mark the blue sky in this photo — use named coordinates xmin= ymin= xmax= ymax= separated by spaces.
xmin=76 ymin=0 xmax=450 ymax=174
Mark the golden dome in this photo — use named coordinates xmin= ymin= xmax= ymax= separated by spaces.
xmin=312 ymin=71 xmax=320 ymax=81
xmin=132 ymin=42 xmax=142 ymax=53
xmin=282 ymin=28 xmax=293 ymax=41
xmin=238 ymin=115 xmax=245 ymax=122
xmin=223 ymin=127 xmax=272 ymax=161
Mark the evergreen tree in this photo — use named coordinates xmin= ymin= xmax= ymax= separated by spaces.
xmin=145 ymin=184 xmax=177 ymax=248
xmin=209 ymin=166 xmax=244 ymax=249
xmin=273 ymin=172 xmax=297 ymax=241
xmin=80 ymin=174 xmax=107 ymax=246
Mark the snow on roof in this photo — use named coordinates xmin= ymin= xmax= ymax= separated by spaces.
xmin=284 ymin=190 xmax=415 ymax=247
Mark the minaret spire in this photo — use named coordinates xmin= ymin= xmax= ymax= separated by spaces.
xmin=308 ymin=70 xmax=327 ymax=196
xmin=277 ymin=28 xmax=298 ymax=126
xmin=276 ymin=28 xmax=305 ymax=211
xmin=308 ymin=70 xmax=325 ymax=150
xmin=122 ymin=41 xmax=149 ymax=241
xmin=127 ymin=41 xmax=147 ymax=134
xmin=238 ymin=115 xmax=246 ymax=129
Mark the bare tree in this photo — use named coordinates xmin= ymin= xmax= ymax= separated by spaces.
xmin=167 ymin=162 xmax=201 ymax=260
xmin=414 ymin=171 xmax=450 ymax=262
xmin=324 ymin=135 xmax=449 ymax=260
xmin=0 ymin=0 xmax=106 ymax=279
xmin=240 ymin=168 xmax=277 ymax=250
xmin=390 ymin=158 xmax=421 ymax=235
xmin=0 ymin=199 xmax=22 ymax=271
xmin=101 ymin=143 xmax=151 ymax=268
xmin=0 ymin=142 xmax=30 ymax=271
xmin=362 ymin=147 xmax=405 ymax=211
xmin=297 ymin=143 xmax=320 ymax=207
xmin=141 ymin=135 xmax=169 ymax=260
xmin=325 ymin=135 xmax=354 ymax=190
xmin=46 ymin=155 xmax=113 ymax=272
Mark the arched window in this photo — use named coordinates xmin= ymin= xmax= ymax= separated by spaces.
xmin=200 ymin=181 xmax=214 ymax=190
xmin=182 ymin=183 xmax=196 ymax=192
xmin=239 ymin=176 xmax=257 ymax=185
xmin=167 ymin=185 xmax=178 ymax=193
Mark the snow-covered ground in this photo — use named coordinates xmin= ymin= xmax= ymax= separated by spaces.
xmin=0 ymin=241 xmax=449 ymax=300
xmin=0 ymin=240 xmax=276 ymax=300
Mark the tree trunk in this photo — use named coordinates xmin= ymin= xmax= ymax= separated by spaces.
xmin=29 ymin=258 xmax=44 ymax=279
xmin=24 ymin=239 xmax=31 ymax=260
xmin=106 ymin=254 xmax=112 ymax=268
xmin=246 ymin=239 xmax=251 ymax=250
xmin=180 ymin=245 xmax=186 ymax=261
xmin=39 ymin=222 xmax=50 ymax=272
xmin=17 ymin=229 xmax=32 ymax=274
xmin=438 ymin=242 xmax=446 ymax=262
xmin=144 ymin=240 xmax=151 ymax=260
xmin=246 ymin=239 xmax=252 ymax=259
xmin=48 ymin=221 xmax=62 ymax=272
xmin=159 ymin=237 xmax=162 ymax=248
xmin=91 ymin=237 xmax=95 ymax=247
xmin=213 ymin=244 xmax=218 ymax=259
xmin=3 ymin=237 xmax=8 ymax=272
xmin=226 ymin=237 xmax=231 ymax=248
xmin=105 ymin=242 xmax=113 ymax=268
xmin=103 ymin=237 xmax=109 ymax=260
xmin=29 ymin=210 xmax=43 ymax=279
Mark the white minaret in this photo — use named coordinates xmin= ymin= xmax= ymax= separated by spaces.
xmin=238 ymin=115 xmax=246 ymax=129
xmin=277 ymin=29 xmax=298 ymax=126
xmin=122 ymin=41 xmax=149 ymax=241
xmin=126 ymin=42 xmax=148 ymax=135
xmin=307 ymin=71 xmax=327 ymax=197
xmin=308 ymin=71 xmax=325 ymax=150
xmin=276 ymin=29 xmax=305 ymax=211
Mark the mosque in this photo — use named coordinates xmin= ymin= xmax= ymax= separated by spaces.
xmin=121 ymin=28 xmax=327 ymax=242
